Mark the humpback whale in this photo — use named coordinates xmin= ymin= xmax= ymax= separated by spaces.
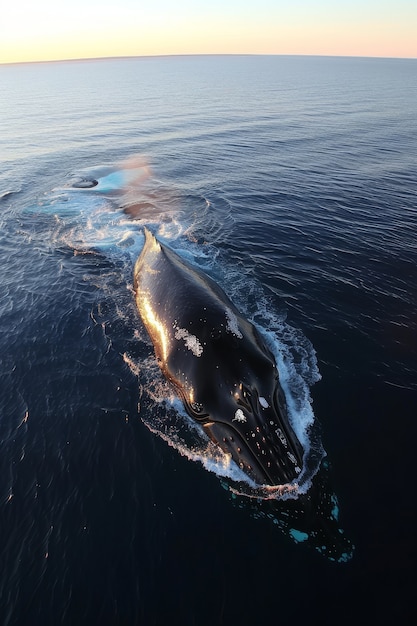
xmin=134 ymin=229 xmax=304 ymax=487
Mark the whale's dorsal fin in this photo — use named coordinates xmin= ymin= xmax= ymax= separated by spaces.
xmin=143 ymin=226 xmax=160 ymax=251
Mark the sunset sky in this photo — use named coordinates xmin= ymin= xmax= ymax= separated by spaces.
xmin=1 ymin=0 xmax=416 ymax=64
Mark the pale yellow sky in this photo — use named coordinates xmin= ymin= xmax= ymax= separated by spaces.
xmin=1 ymin=0 xmax=416 ymax=64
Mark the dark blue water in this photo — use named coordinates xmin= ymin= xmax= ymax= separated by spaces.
xmin=0 ymin=55 xmax=416 ymax=625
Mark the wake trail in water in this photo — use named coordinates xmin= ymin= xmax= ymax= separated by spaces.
xmin=25 ymin=156 xmax=325 ymax=500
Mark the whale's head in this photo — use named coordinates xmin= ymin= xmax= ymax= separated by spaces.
xmin=180 ymin=320 xmax=304 ymax=487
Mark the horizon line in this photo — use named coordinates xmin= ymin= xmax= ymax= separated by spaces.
xmin=1 ymin=51 xmax=416 ymax=68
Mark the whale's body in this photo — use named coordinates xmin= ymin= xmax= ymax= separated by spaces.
xmin=134 ymin=229 xmax=304 ymax=486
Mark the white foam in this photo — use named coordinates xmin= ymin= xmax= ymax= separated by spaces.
xmin=257 ymin=322 xmax=324 ymax=491
xmin=232 ymin=409 xmax=247 ymax=423
xmin=225 ymin=307 xmax=243 ymax=338
xmin=174 ymin=326 xmax=204 ymax=357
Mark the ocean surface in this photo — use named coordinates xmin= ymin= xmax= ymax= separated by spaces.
xmin=0 ymin=55 xmax=416 ymax=625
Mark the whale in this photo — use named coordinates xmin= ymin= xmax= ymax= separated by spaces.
xmin=133 ymin=228 xmax=304 ymax=487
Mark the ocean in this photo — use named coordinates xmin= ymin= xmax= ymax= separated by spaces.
xmin=0 ymin=55 xmax=416 ymax=625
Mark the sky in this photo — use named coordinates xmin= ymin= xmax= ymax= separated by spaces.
xmin=0 ymin=0 xmax=416 ymax=64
